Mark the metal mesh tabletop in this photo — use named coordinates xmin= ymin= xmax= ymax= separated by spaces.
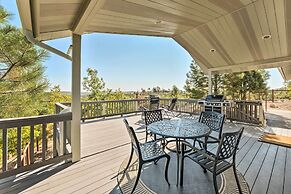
xmin=148 ymin=118 xmax=211 ymax=139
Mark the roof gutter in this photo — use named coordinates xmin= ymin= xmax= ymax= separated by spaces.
xmin=24 ymin=30 xmax=72 ymax=61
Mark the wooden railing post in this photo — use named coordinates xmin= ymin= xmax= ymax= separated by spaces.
xmin=259 ymin=101 xmax=266 ymax=127
xmin=36 ymin=136 xmax=39 ymax=152
xmin=53 ymin=123 xmax=57 ymax=157
xmin=63 ymin=121 xmax=67 ymax=155
xmin=42 ymin=124 xmax=47 ymax=161
xmin=17 ymin=127 xmax=22 ymax=168
xmin=2 ymin=128 xmax=8 ymax=172
xmin=30 ymin=125 xmax=34 ymax=164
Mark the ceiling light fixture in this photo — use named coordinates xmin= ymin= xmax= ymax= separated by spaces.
xmin=155 ymin=20 xmax=162 ymax=24
xmin=262 ymin=34 xmax=271 ymax=40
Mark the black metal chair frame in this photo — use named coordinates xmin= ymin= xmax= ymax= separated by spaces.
xmin=140 ymin=96 xmax=160 ymax=120
xmin=182 ymin=127 xmax=244 ymax=194
xmin=195 ymin=111 xmax=225 ymax=150
xmin=144 ymin=109 xmax=163 ymax=142
xmin=162 ymin=98 xmax=177 ymax=119
xmin=121 ymin=119 xmax=171 ymax=194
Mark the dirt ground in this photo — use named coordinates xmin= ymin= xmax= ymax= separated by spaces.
xmin=267 ymin=100 xmax=291 ymax=111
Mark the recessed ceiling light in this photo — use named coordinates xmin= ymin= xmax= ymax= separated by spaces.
xmin=155 ymin=20 xmax=162 ymax=24
xmin=210 ymin=49 xmax=216 ymax=53
xmin=262 ymin=34 xmax=271 ymax=40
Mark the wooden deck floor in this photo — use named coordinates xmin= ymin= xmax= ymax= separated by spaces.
xmin=0 ymin=109 xmax=291 ymax=194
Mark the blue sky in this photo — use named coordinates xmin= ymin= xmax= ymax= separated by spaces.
xmin=2 ymin=1 xmax=285 ymax=91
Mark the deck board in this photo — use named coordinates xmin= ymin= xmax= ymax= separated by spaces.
xmin=267 ymin=146 xmax=287 ymax=194
xmin=251 ymin=145 xmax=278 ymax=194
xmin=284 ymin=148 xmax=291 ymax=194
xmin=0 ymin=110 xmax=290 ymax=194
xmin=244 ymin=142 xmax=270 ymax=190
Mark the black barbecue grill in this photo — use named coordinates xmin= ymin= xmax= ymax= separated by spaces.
xmin=198 ymin=95 xmax=230 ymax=114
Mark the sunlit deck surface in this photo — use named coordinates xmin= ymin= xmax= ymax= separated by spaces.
xmin=1 ymin=109 xmax=291 ymax=194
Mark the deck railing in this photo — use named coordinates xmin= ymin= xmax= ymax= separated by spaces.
xmin=80 ymin=99 xmax=148 ymax=121
xmin=58 ymin=98 xmax=263 ymax=125
xmin=0 ymin=98 xmax=265 ymax=178
xmin=226 ymin=100 xmax=265 ymax=125
xmin=0 ymin=111 xmax=72 ymax=178
xmin=58 ymin=98 xmax=201 ymax=121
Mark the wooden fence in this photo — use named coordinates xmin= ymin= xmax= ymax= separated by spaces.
xmin=0 ymin=111 xmax=72 ymax=178
xmin=56 ymin=98 xmax=202 ymax=121
xmin=57 ymin=98 xmax=263 ymax=125
xmin=226 ymin=101 xmax=265 ymax=125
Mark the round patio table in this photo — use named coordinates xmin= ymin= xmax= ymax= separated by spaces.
xmin=148 ymin=118 xmax=211 ymax=186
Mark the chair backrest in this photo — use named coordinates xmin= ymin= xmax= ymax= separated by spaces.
xmin=216 ymin=127 xmax=244 ymax=161
xmin=168 ymin=98 xmax=177 ymax=111
xmin=149 ymin=96 xmax=160 ymax=110
xmin=199 ymin=111 xmax=225 ymax=139
xmin=123 ymin=119 xmax=141 ymax=157
xmin=144 ymin=109 xmax=163 ymax=126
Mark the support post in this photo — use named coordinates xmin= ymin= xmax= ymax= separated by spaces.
xmin=208 ymin=71 xmax=212 ymax=95
xmin=72 ymin=34 xmax=81 ymax=162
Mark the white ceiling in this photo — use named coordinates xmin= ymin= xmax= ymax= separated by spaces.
xmin=17 ymin=0 xmax=291 ymax=80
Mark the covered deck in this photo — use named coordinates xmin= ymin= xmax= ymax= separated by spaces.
xmin=1 ymin=109 xmax=291 ymax=194
xmin=4 ymin=0 xmax=291 ymax=193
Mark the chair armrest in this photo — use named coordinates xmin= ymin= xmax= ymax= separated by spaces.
xmin=139 ymin=106 xmax=148 ymax=111
xmin=196 ymin=136 xmax=220 ymax=144
xmin=182 ymin=140 xmax=216 ymax=161
xmin=160 ymin=105 xmax=170 ymax=109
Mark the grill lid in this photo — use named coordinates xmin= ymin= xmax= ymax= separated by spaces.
xmin=205 ymin=95 xmax=225 ymax=102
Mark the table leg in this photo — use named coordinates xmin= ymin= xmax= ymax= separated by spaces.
xmin=175 ymin=138 xmax=180 ymax=186
xmin=180 ymin=141 xmax=185 ymax=186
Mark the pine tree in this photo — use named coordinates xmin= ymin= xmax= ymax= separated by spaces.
xmin=170 ymin=85 xmax=179 ymax=98
xmin=184 ymin=61 xmax=208 ymax=99
xmin=224 ymin=70 xmax=269 ymax=100
xmin=0 ymin=6 xmax=49 ymax=118
xmin=83 ymin=68 xmax=106 ymax=100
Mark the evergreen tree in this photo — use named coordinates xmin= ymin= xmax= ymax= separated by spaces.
xmin=184 ymin=61 xmax=270 ymax=100
xmin=83 ymin=68 xmax=106 ymax=100
xmin=0 ymin=6 xmax=49 ymax=160
xmin=224 ymin=70 xmax=269 ymax=100
xmin=0 ymin=6 xmax=48 ymax=118
xmin=184 ymin=61 xmax=208 ymax=99
xmin=43 ymin=85 xmax=71 ymax=114
xmin=170 ymin=85 xmax=179 ymax=98
xmin=212 ymin=74 xmax=225 ymax=95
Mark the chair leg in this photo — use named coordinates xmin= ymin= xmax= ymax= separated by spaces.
xmin=124 ymin=147 xmax=134 ymax=171
xmin=131 ymin=163 xmax=142 ymax=194
xmin=145 ymin=131 xmax=148 ymax=142
xmin=201 ymin=165 xmax=207 ymax=173
xmin=164 ymin=155 xmax=170 ymax=185
xmin=154 ymin=158 xmax=159 ymax=165
xmin=233 ymin=165 xmax=243 ymax=194
xmin=213 ymin=173 xmax=219 ymax=194
xmin=202 ymin=138 xmax=208 ymax=173
xmin=192 ymin=138 xmax=196 ymax=147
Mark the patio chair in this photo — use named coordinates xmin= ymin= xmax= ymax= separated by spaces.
xmin=161 ymin=98 xmax=177 ymax=119
xmin=182 ymin=127 xmax=244 ymax=194
xmin=140 ymin=96 xmax=160 ymax=120
xmin=144 ymin=109 xmax=163 ymax=142
xmin=194 ymin=111 xmax=225 ymax=151
xmin=122 ymin=119 xmax=171 ymax=193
